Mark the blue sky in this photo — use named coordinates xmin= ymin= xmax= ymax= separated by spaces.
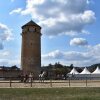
xmin=0 ymin=0 xmax=100 ymax=67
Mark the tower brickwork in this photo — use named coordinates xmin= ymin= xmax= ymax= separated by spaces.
xmin=21 ymin=20 xmax=41 ymax=78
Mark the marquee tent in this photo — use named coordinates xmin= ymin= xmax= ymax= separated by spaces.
xmin=69 ymin=68 xmax=79 ymax=74
xmin=80 ymin=67 xmax=91 ymax=74
xmin=92 ymin=66 xmax=100 ymax=74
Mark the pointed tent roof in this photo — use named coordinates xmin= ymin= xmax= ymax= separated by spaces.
xmin=69 ymin=68 xmax=79 ymax=74
xmin=92 ymin=66 xmax=100 ymax=74
xmin=22 ymin=20 xmax=41 ymax=29
xmin=80 ymin=67 xmax=91 ymax=74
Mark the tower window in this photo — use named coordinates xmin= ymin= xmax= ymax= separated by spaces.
xmin=29 ymin=27 xmax=35 ymax=32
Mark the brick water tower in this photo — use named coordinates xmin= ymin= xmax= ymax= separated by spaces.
xmin=21 ymin=20 xmax=41 ymax=78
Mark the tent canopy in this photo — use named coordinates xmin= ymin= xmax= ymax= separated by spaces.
xmin=69 ymin=68 xmax=79 ymax=74
xmin=80 ymin=67 xmax=91 ymax=74
xmin=92 ymin=66 xmax=100 ymax=74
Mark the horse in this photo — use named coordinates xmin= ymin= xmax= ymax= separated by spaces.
xmin=39 ymin=71 xmax=47 ymax=82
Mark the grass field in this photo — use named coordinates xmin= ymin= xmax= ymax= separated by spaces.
xmin=0 ymin=87 xmax=100 ymax=100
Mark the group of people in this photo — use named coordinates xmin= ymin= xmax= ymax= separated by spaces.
xmin=20 ymin=73 xmax=34 ymax=83
xmin=19 ymin=71 xmax=47 ymax=83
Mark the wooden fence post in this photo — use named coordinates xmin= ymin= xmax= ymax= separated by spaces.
xmin=69 ymin=77 xmax=70 ymax=87
xmin=50 ymin=79 xmax=52 ymax=87
xmin=30 ymin=77 xmax=32 ymax=87
xmin=86 ymin=77 xmax=87 ymax=87
xmin=10 ymin=78 xmax=12 ymax=87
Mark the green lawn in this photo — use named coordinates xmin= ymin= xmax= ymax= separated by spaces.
xmin=0 ymin=88 xmax=100 ymax=100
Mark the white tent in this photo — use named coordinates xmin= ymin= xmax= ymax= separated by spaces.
xmin=92 ymin=66 xmax=100 ymax=74
xmin=80 ymin=67 xmax=91 ymax=74
xmin=69 ymin=68 xmax=79 ymax=74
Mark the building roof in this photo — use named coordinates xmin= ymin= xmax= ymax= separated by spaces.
xmin=69 ymin=67 xmax=79 ymax=74
xmin=22 ymin=20 xmax=41 ymax=29
xmin=80 ymin=67 xmax=91 ymax=74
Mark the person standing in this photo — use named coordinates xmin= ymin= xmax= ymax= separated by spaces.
xmin=29 ymin=73 xmax=33 ymax=82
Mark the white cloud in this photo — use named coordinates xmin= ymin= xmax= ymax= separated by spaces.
xmin=0 ymin=23 xmax=13 ymax=41
xmin=0 ymin=23 xmax=13 ymax=50
xmin=81 ymin=10 xmax=95 ymax=24
xmin=9 ymin=8 xmax=22 ymax=15
xmin=42 ymin=44 xmax=100 ymax=67
xmin=10 ymin=0 xmax=95 ymax=36
xmin=8 ymin=59 xmax=20 ymax=67
xmin=0 ymin=51 xmax=10 ymax=59
xmin=87 ymin=44 xmax=100 ymax=57
xmin=0 ymin=42 xmax=3 ymax=50
xmin=42 ymin=50 xmax=91 ymax=61
xmin=0 ymin=51 xmax=20 ymax=67
xmin=0 ymin=59 xmax=20 ymax=67
xmin=42 ymin=50 xmax=64 ymax=59
xmin=0 ymin=60 xmax=8 ymax=66
xmin=70 ymin=38 xmax=88 ymax=46
xmin=0 ymin=51 xmax=11 ymax=65
xmin=29 ymin=0 xmax=45 ymax=5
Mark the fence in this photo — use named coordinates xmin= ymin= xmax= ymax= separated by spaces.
xmin=0 ymin=77 xmax=100 ymax=88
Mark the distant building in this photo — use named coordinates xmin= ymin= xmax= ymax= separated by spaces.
xmin=21 ymin=20 xmax=41 ymax=78
xmin=0 ymin=66 xmax=21 ymax=77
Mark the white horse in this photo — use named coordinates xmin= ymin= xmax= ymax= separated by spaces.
xmin=39 ymin=71 xmax=46 ymax=82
